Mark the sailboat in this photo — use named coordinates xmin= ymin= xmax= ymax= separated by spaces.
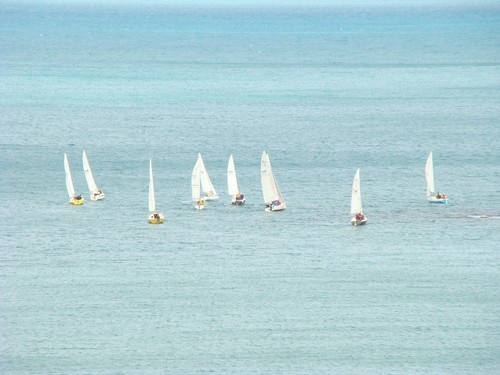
xmin=425 ymin=152 xmax=448 ymax=203
xmin=64 ymin=153 xmax=84 ymax=205
xmin=191 ymin=156 xmax=206 ymax=210
xmin=197 ymin=153 xmax=219 ymax=201
xmin=82 ymin=150 xmax=105 ymax=201
xmin=148 ymin=159 xmax=165 ymax=224
xmin=351 ymin=168 xmax=367 ymax=225
xmin=260 ymin=151 xmax=286 ymax=212
xmin=227 ymin=154 xmax=245 ymax=205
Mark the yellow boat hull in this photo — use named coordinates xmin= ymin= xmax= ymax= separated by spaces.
xmin=148 ymin=212 xmax=165 ymax=224
xmin=148 ymin=218 xmax=164 ymax=224
xmin=69 ymin=198 xmax=84 ymax=205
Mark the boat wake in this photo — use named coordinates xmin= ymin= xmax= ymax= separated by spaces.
xmin=466 ymin=214 xmax=500 ymax=219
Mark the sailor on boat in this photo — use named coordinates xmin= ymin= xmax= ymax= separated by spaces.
xmin=91 ymin=190 xmax=103 ymax=199
xmin=266 ymin=200 xmax=281 ymax=211
xmin=352 ymin=212 xmax=367 ymax=226
xmin=436 ymin=192 xmax=447 ymax=199
xmin=148 ymin=211 xmax=165 ymax=224
xmin=355 ymin=213 xmax=365 ymax=221
xmin=70 ymin=194 xmax=84 ymax=205
xmin=234 ymin=193 xmax=245 ymax=205
xmin=197 ymin=198 xmax=206 ymax=207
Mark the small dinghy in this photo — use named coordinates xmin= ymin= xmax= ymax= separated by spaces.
xmin=64 ymin=153 xmax=84 ymax=205
xmin=261 ymin=151 xmax=286 ymax=212
xmin=351 ymin=168 xmax=367 ymax=226
xmin=197 ymin=153 xmax=219 ymax=201
xmin=227 ymin=154 xmax=245 ymax=205
xmin=82 ymin=150 xmax=105 ymax=201
xmin=425 ymin=152 xmax=448 ymax=203
xmin=191 ymin=156 xmax=206 ymax=210
xmin=147 ymin=159 xmax=165 ymax=224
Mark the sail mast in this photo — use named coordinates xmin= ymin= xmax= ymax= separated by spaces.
xmin=227 ymin=154 xmax=239 ymax=196
xmin=82 ymin=150 xmax=98 ymax=193
xmin=149 ymin=159 xmax=155 ymax=212
xmin=351 ymin=168 xmax=362 ymax=215
xmin=198 ymin=153 xmax=217 ymax=196
xmin=261 ymin=151 xmax=279 ymax=203
xmin=191 ymin=157 xmax=201 ymax=201
xmin=64 ymin=153 xmax=76 ymax=198
xmin=425 ymin=152 xmax=435 ymax=196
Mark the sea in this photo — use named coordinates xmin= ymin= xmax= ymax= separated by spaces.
xmin=1 ymin=2 xmax=499 ymax=374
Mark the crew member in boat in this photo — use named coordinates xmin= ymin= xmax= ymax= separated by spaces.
xmin=197 ymin=199 xmax=206 ymax=206
xmin=75 ymin=194 xmax=82 ymax=200
xmin=267 ymin=200 xmax=281 ymax=210
xmin=236 ymin=193 xmax=244 ymax=202
xmin=355 ymin=213 xmax=365 ymax=221
xmin=436 ymin=192 xmax=442 ymax=199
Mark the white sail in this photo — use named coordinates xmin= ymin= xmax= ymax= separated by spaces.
xmin=64 ymin=153 xmax=76 ymax=198
xmin=149 ymin=159 xmax=156 ymax=212
xmin=351 ymin=168 xmax=363 ymax=215
xmin=227 ymin=154 xmax=239 ymax=196
xmin=191 ymin=157 xmax=201 ymax=201
xmin=198 ymin=153 xmax=217 ymax=198
xmin=260 ymin=151 xmax=283 ymax=204
xmin=82 ymin=150 xmax=99 ymax=193
xmin=425 ymin=152 xmax=435 ymax=197
xmin=273 ymin=174 xmax=284 ymax=203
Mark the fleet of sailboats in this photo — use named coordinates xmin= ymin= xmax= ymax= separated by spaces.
xmin=63 ymin=151 xmax=451 ymax=223
xmin=64 ymin=153 xmax=84 ymax=205
xmin=82 ymin=150 xmax=105 ymax=201
xmin=425 ymin=152 xmax=448 ymax=203
xmin=227 ymin=154 xmax=245 ymax=205
xmin=351 ymin=168 xmax=367 ymax=225
xmin=260 ymin=151 xmax=286 ymax=212
xmin=148 ymin=159 xmax=165 ymax=224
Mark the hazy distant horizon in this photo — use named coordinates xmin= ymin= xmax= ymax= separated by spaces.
xmin=3 ymin=0 xmax=499 ymax=7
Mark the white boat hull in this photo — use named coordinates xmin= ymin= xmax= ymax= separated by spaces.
xmin=428 ymin=196 xmax=448 ymax=204
xmin=90 ymin=191 xmax=105 ymax=201
xmin=232 ymin=198 xmax=246 ymax=205
xmin=194 ymin=199 xmax=206 ymax=210
xmin=351 ymin=216 xmax=368 ymax=226
xmin=265 ymin=202 xmax=286 ymax=212
xmin=203 ymin=194 xmax=219 ymax=201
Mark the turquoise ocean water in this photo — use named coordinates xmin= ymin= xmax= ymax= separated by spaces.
xmin=1 ymin=3 xmax=499 ymax=374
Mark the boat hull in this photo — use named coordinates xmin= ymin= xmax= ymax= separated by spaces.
xmin=194 ymin=200 xmax=206 ymax=210
xmin=428 ymin=196 xmax=448 ymax=204
xmin=148 ymin=213 xmax=165 ymax=224
xmin=90 ymin=192 xmax=105 ymax=201
xmin=265 ymin=202 xmax=286 ymax=212
xmin=232 ymin=199 xmax=246 ymax=205
xmin=69 ymin=197 xmax=84 ymax=205
xmin=203 ymin=194 xmax=219 ymax=201
xmin=351 ymin=217 xmax=368 ymax=226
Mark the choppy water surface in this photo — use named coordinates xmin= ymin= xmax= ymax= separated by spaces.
xmin=1 ymin=4 xmax=499 ymax=374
